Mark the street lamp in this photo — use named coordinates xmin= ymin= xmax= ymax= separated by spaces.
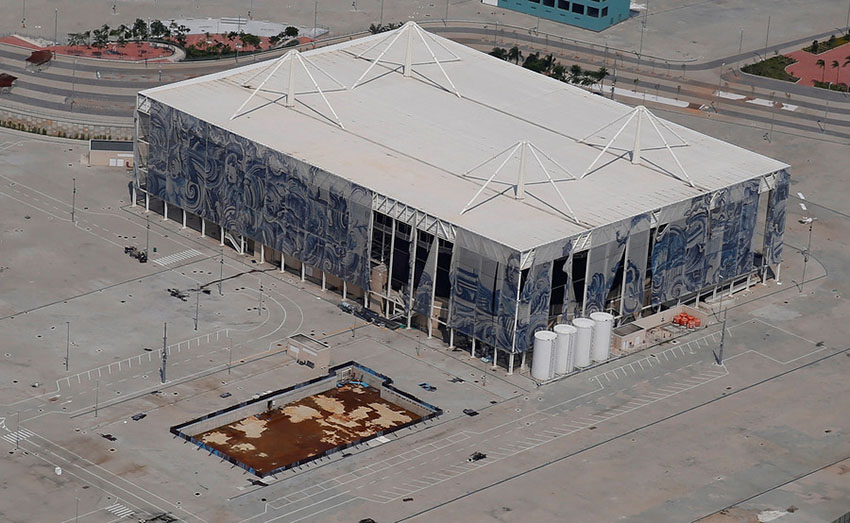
xmin=797 ymin=194 xmax=817 ymax=293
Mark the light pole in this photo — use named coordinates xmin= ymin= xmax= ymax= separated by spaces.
xmin=70 ymin=59 xmax=77 ymax=103
xmin=380 ymin=0 xmax=384 ymax=26
xmin=227 ymin=340 xmax=232 ymax=375
xmin=75 ymin=496 xmax=79 ymax=523
xmin=445 ymin=0 xmax=450 ymax=22
xmin=798 ymin=201 xmax=817 ymax=293
xmin=21 ymin=0 xmax=26 ymax=28
xmin=314 ymin=0 xmax=318 ymax=31
xmin=65 ymin=321 xmax=70 ymax=371
xmin=53 ymin=9 xmax=58 ymax=52
xmin=194 ymin=291 xmax=200 ymax=330
xmin=258 ymin=281 xmax=263 ymax=316
xmin=764 ymin=15 xmax=771 ymax=58
xmin=160 ymin=322 xmax=167 ymax=384
xmin=716 ymin=62 xmax=725 ymax=111
xmin=714 ymin=308 xmax=727 ymax=365
xmin=738 ymin=28 xmax=743 ymax=55
xmin=71 ymin=177 xmax=76 ymax=224
xmin=219 ymin=249 xmax=224 ymax=296
xmin=15 ymin=411 xmax=20 ymax=449
xmin=95 ymin=380 xmax=99 ymax=417
xmin=145 ymin=213 xmax=150 ymax=257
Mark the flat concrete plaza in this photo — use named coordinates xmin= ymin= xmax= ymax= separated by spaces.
xmin=1 ymin=89 xmax=849 ymax=522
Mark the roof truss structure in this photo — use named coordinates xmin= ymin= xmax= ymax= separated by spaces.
xmin=578 ymin=105 xmax=695 ymax=188
xmin=230 ymin=49 xmax=346 ymax=129
xmin=350 ymin=21 xmax=461 ymax=97
xmin=460 ymin=140 xmax=580 ymax=223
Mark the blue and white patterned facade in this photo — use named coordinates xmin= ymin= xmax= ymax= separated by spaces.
xmin=138 ymin=97 xmax=790 ymax=357
xmin=145 ymin=99 xmax=373 ymax=289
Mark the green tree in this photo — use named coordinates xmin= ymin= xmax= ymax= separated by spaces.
xmin=568 ymin=64 xmax=583 ymax=83
xmin=150 ymin=20 xmax=169 ymax=38
xmin=811 ymin=40 xmax=819 ymax=53
xmin=507 ymin=45 xmax=522 ymax=64
xmin=239 ymin=33 xmax=262 ymax=50
xmin=594 ymin=66 xmax=609 ymax=91
xmin=132 ymin=18 xmax=149 ymax=40
xmin=551 ymin=63 xmax=566 ymax=81
xmin=269 ymin=34 xmax=281 ymax=46
xmin=832 ymin=60 xmax=841 ymax=84
xmin=92 ymin=24 xmax=110 ymax=49
xmin=489 ymin=47 xmax=507 ymax=60
xmin=816 ymin=59 xmax=826 ymax=82
xmin=284 ymin=26 xmax=299 ymax=37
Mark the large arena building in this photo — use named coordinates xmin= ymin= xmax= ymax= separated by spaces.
xmin=133 ymin=22 xmax=790 ymax=373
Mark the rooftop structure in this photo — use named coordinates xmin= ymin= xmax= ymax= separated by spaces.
xmin=135 ymin=23 xmax=790 ymax=372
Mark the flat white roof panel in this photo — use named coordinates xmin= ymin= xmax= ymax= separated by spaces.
xmin=141 ymin=24 xmax=788 ymax=252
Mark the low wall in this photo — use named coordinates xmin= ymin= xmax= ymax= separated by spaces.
xmin=0 ymin=105 xmax=132 ymax=140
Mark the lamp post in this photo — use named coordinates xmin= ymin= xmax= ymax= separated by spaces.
xmin=71 ymin=177 xmax=76 ymax=224
xmin=219 ymin=249 xmax=224 ymax=296
xmin=798 ymin=196 xmax=817 ymax=293
xmin=53 ymin=9 xmax=58 ymax=52
xmin=65 ymin=321 xmax=70 ymax=371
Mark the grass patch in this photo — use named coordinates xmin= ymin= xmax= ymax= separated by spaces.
xmin=741 ymin=55 xmax=799 ymax=82
xmin=813 ymin=80 xmax=849 ymax=92
xmin=803 ymin=34 xmax=850 ymax=54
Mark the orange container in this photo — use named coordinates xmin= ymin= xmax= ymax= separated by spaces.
xmin=694 ymin=318 xmax=701 ymax=327
xmin=687 ymin=320 xmax=696 ymax=329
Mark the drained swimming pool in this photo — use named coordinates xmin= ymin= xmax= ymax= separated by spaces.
xmin=171 ymin=362 xmax=441 ymax=476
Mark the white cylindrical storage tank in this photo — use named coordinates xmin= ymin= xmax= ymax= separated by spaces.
xmin=572 ymin=318 xmax=594 ymax=368
xmin=553 ymin=324 xmax=577 ymax=374
xmin=531 ymin=330 xmax=557 ymax=380
xmin=590 ymin=311 xmax=614 ymax=362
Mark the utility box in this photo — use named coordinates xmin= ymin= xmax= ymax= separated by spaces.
xmin=288 ymin=334 xmax=331 ymax=370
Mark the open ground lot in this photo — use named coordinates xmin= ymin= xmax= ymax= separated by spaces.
xmin=0 ymin=100 xmax=849 ymax=523
xmin=4 ymin=0 xmax=850 ymax=64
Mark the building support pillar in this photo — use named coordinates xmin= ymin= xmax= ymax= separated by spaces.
xmin=322 ymin=271 xmax=326 ymax=292
xmin=775 ymin=263 xmax=782 ymax=285
xmin=182 ymin=209 xmax=187 ymax=229
xmin=508 ymin=352 xmax=515 ymax=375
xmin=449 ymin=328 xmax=454 ymax=349
xmin=520 ymin=350 xmax=527 ymax=370
xmin=471 ymin=338 xmax=476 ymax=359
xmin=201 ymin=219 xmax=206 ymax=238
xmin=259 ymin=244 xmax=265 ymax=264
xmin=163 ymin=202 xmax=168 ymax=221
xmin=427 ymin=239 xmax=438 ymax=339
xmin=581 ymin=247 xmax=592 ymax=317
xmin=618 ymin=236 xmax=631 ymax=318
xmin=343 ymin=281 xmax=347 ymax=300
xmin=220 ymin=227 xmax=225 ymax=247
xmin=131 ymin=185 xmax=137 ymax=207
xmin=145 ymin=190 xmax=150 ymax=212
xmin=239 ymin=235 xmax=245 ymax=255
xmin=406 ymin=225 xmax=418 ymax=329
xmin=492 ymin=346 xmax=497 ymax=369
xmin=300 ymin=262 xmax=306 ymax=282
xmin=386 ymin=218 xmax=396 ymax=318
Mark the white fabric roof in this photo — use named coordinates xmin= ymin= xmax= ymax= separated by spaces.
xmin=141 ymin=23 xmax=788 ymax=252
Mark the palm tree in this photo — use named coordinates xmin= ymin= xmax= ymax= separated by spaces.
xmin=832 ymin=60 xmax=841 ymax=85
xmin=568 ymin=64 xmax=583 ymax=84
xmin=507 ymin=45 xmax=522 ymax=65
xmin=816 ymin=59 xmax=826 ymax=83
xmin=595 ymin=67 xmax=609 ymax=92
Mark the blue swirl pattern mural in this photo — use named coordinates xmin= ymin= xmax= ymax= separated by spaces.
xmin=146 ymin=99 xmax=372 ymax=289
xmin=448 ymin=231 xmax=521 ymax=352
xmin=764 ymin=170 xmax=789 ymax=265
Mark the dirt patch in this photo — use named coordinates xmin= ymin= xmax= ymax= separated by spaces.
xmin=232 ymin=416 xmax=267 ymax=438
xmin=195 ymin=384 xmax=421 ymax=474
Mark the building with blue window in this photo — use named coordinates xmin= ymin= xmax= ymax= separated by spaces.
xmin=134 ymin=23 xmax=789 ymax=375
xmin=487 ymin=0 xmax=630 ymax=31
